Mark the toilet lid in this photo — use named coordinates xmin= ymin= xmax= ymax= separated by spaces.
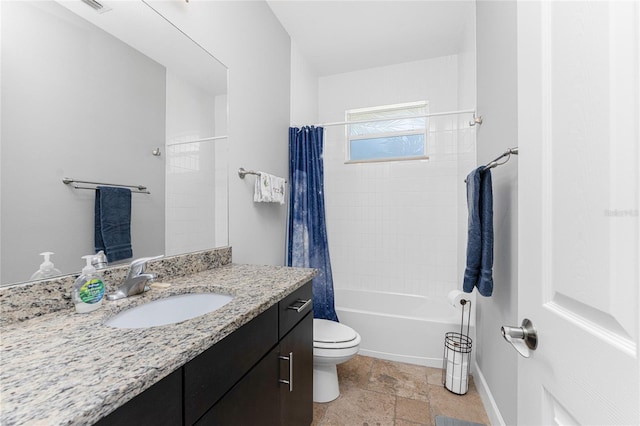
xmin=314 ymin=319 xmax=358 ymax=343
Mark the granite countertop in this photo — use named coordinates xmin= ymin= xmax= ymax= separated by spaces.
xmin=0 ymin=263 xmax=317 ymax=426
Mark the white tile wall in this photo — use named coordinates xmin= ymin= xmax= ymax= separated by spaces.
xmin=319 ymin=56 xmax=476 ymax=300
xmin=165 ymin=141 xmax=217 ymax=256
xmin=324 ymin=116 xmax=471 ymax=299
xmin=165 ymin=71 xmax=221 ymax=256
xmin=214 ymin=138 xmax=229 ymax=247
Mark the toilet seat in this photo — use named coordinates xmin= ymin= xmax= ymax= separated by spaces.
xmin=313 ymin=319 xmax=361 ymax=349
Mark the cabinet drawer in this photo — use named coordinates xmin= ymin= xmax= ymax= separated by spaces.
xmin=278 ymin=281 xmax=312 ymax=339
xmin=184 ymin=304 xmax=278 ymax=425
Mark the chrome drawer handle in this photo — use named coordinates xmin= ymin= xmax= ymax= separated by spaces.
xmin=287 ymin=298 xmax=311 ymax=313
xmin=279 ymin=352 xmax=294 ymax=392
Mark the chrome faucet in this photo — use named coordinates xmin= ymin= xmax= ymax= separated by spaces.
xmin=107 ymin=255 xmax=164 ymax=301
xmin=91 ymin=250 xmax=108 ymax=270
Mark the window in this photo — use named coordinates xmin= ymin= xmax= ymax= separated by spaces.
xmin=346 ymin=101 xmax=428 ymax=163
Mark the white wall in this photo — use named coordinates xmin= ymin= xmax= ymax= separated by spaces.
xmin=475 ymin=1 xmax=519 ymax=425
xmin=1 ymin=2 xmax=165 ymax=283
xmin=147 ymin=0 xmax=291 ymax=265
xmin=166 ymin=72 xmax=216 ymax=145
xmin=319 ymin=57 xmax=466 ymax=299
xmin=457 ymin=2 xmax=478 ymax=287
xmin=290 ymin=40 xmax=319 ymax=126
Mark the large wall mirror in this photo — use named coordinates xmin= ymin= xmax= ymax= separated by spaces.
xmin=0 ymin=0 xmax=229 ymax=286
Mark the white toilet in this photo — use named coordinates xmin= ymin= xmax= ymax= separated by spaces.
xmin=313 ymin=318 xmax=361 ymax=403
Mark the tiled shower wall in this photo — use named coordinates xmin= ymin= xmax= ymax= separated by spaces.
xmin=320 ymin=55 xmax=475 ymax=300
xmin=324 ymin=119 xmax=475 ymax=299
xmin=165 ymin=72 xmax=228 ymax=255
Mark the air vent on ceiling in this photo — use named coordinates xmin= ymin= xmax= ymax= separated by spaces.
xmin=81 ymin=0 xmax=112 ymax=14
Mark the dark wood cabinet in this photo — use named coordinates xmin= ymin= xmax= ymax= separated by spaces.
xmin=195 ymin=346 xmax=281 ymax=425
xmin=184 ymin=305 xmax=279 ymax=425
xmin=280 ymin=312 xmax=313 ymax=426
xmin=94 ymin=368 xmax=182 ymax=426
xmin=95 ymin=281 xmax=313 ymax=426
xmin=196 ymin=281 xmax=313 ymax=426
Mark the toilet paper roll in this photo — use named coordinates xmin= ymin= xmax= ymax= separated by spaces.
xmin=445 ymin=349 xmax=470 ymax=365
xmin=446 ymin=360 xmax=469 ymax=378
xmin=447 ymin=290 xmax=468 ymax=307
xmin=445 ymin=372 xmax=469 ymax=394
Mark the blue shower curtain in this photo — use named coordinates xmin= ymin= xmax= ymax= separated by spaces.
xmin=287 ymin=126 xmax=338 ymax=322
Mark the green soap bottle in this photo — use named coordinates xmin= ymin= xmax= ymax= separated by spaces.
xmin=71 ymin=255 xmax=106 ymax=313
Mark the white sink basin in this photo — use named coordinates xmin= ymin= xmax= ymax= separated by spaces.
xmin=105 ymin=293 xmax=233 ymax=329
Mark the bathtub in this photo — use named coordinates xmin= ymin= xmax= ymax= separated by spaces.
xmin=334 ymin=289 xmax=473 ymax=368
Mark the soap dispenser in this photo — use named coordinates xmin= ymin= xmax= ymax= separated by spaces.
xmin=71 ymin=255 xmax=106 ymax=313
xmin=30 ymin=252 xmax=63 ymax=280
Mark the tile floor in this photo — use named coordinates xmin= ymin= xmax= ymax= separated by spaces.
xmin=312 ymin=355 xmax=490 ymax=426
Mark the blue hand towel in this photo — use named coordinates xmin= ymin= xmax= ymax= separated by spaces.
xmin=463 ymin=167 xmax=494 ymax=296
xmin=95 ymin=186 xmax=133 ymax=263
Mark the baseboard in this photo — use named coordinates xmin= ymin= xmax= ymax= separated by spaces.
xmin=357 ymin=348 xmax=443 ymax=369
xmin=473 ymin=361 xmax=506 ymax=426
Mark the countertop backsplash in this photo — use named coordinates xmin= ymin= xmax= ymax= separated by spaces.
xmin=0 ymin=247 xmax=232 ymax=326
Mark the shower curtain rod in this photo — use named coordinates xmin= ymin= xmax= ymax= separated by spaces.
xmin=166 ymin=135 xmax=227 ymax=147
xmin=303 ymin=108 xmax=478 ymax=128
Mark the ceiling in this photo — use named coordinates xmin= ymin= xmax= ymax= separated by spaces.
xmin=266 ymin=0 xmax=475 ymax=77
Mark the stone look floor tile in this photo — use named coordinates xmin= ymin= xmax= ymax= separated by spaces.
xmin=395 ymin=397 xmax=433 ymax=425
xmin=367 ymin=359 xmax=430 ymax=401
xmin=395 ymin=420 xmax=430 ymax=426
xmin=313 ymin=355 xmax=489 ymax=426
xmin=312 ymin=402 xmax=328 ymax=426
xmin=426 ymin=367 xmax=444 ymax=386
xmin=428 ymin=384 xmax=490 ymax=425
xmin=320 ymin=386 xmax=396 ymax=426
xmin=337 ymin=353 xmax=375 ymax=389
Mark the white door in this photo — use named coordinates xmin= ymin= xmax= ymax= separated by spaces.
xmin=517 ymin=1 xmax=639 ymax=425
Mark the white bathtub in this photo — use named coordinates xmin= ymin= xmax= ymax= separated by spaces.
xmin=335 ymin=289 xmax=473 ymax=368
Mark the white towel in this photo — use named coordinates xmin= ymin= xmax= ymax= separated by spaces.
xmin=254 ymin=172 xmax=286 ymax=204
xmin=269 ymin=174 xmax=286 ymax=204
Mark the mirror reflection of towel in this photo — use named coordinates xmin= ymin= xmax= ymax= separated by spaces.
xmin=463 ymin=167 xmax=493 ymax=296
xmin=95 ymin=186 xmax=133 ymax=262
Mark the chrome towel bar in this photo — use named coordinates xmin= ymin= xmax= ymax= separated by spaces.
xmin=62 ymin=177 xmax=150 ymax=194
xmin=464 ymin=147 xmax=519 ymax=183
xmin=238 ymin=168 xmax=287 ymax=183
xmin=238 ymin=167 xmax=260 ymax=179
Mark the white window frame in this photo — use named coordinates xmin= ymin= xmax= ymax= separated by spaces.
xmin=345 ymin=101 xmax=429 ymax=164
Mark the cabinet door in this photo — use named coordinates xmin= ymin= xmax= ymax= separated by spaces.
xmin=94 ymin=368 xmax=182 ymax=426
xmin=279 ymin=312 xmax=313 ymax=426
xmin=184 ymin=305 xmax=278 ymax=425
xmin=195 ymin=347 xmax=280 ymax=426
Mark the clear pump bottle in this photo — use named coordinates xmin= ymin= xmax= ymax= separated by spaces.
xmin=30 ymin=252 xmax=63 ymax=280
xmin=71 ymin=255 xmax=106 ymax=313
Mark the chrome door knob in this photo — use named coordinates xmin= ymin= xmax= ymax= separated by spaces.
xmin=501 ymin=318 xmax=538 ymax=357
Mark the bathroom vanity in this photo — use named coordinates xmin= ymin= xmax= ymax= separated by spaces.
xmin=0 ymin=255 xmax=316 ymax=425
xmin=97 ymin=282 xmax=312 ymax=426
